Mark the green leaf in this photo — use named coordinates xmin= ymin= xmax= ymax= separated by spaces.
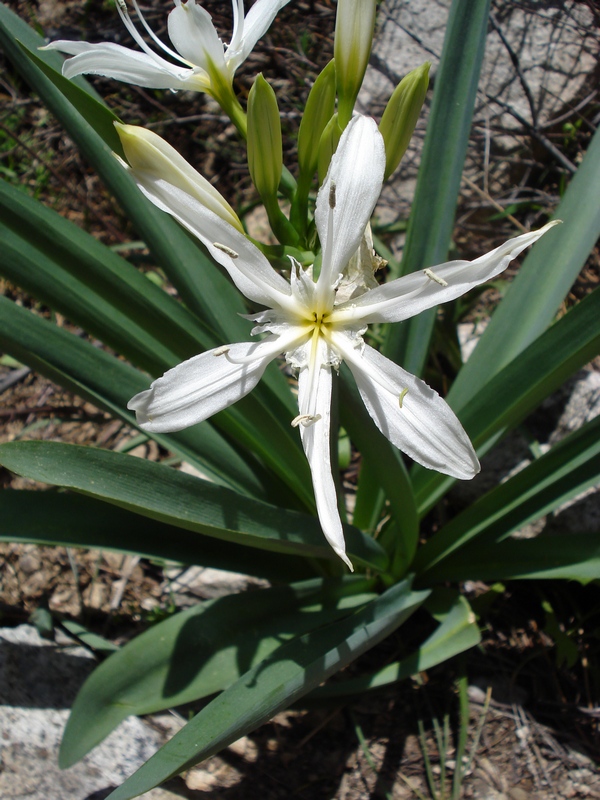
xmin=60 ymin=620 xmax=119 ymax=656
xmin=383 ymin=0 xmax=491 ymax=376
xmin=60 ymin=577 xmax=376 ymax=767
xmin=412 ymin=286 xmax=600 ymax=512
xmin=105 ymin=579 xmax=429 ymax=800
xmin=0 ymin=441 xmax=389 ymax=571
xmin=0 ymin=297 xmax=268 ymax=497
xmin=448 ymin=124 xmax=600 ymax=410
xmin=0 ymin=490 xmax=313 ymax=583
xmin=422 ymin=532 xmax=600 ymax=585
xmin=414 ymin=415 xmax=600 ymax=579
xmin=306 ymin=592 xmax=480 ymax=699
xmin=0 ymin=179 xmax=218 ymax=374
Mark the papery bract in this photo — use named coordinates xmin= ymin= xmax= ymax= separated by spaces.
xmin=119 ymin=116 xmax=559 ymax=568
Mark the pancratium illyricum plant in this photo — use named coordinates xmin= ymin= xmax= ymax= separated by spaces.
xmin=117 ymin=118 xmax=558 ymax=568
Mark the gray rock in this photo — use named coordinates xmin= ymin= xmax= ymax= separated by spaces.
xmin=0 ymin=625 xmax=179 ymax=800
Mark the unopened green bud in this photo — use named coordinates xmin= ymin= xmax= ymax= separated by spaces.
xmin=247 ymin=74 xmax=283 ymax=203
xmin=334 ymin=0 xmax=377 ymax=128
xmin=379 ymin=62 xmax=430 ymax=180
xmin=298 ymin=60 xmax=336 ymax=181
xmin=317 ymin=114 xmax=343 ymax=183
xmin=114 ymin=122 xmax=242 ymax=231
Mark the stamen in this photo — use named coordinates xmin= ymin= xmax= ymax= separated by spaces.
xmin=329 ymin=181 xmax=336 ymax=210
xmin=398 ymin=387 xmax=409 ymax=408
xmin=213 ymin=242 xmax=239 ymax=258
xmin=423 ymin=268 xmax=448 ymax=287
xmin=291 ymin=413 xmax=322 ymax=428
xmin=213 ymin=345 xmax=230 ymax=356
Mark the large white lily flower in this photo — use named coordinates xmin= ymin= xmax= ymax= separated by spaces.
xmin=44 ymin=0 xmax=290 ymax=96
xmin=123 ymin=116 xmax=558 ymax=569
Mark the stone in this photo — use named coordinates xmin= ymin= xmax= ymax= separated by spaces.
xmin=0 ymin=625 xmax=178 ymax=800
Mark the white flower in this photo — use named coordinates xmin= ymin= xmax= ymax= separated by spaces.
xmin=44 ymin=0 xmax=290 ymax=95
xmin=123 ymin=116 xmax=559 ymax=569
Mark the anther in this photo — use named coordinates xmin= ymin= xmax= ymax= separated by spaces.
xmin=213 ymin=345 xmax=230 ymax=356
xmin=116 ymin=0 xmax=128 ymax=12
xmin=291 ymin=413 xmax=322 ymax=428
xmin=398 ymin=388 xmax=409 ymax=408
xmin=213 ymin=243 xmax=239 ymax=259
xmin=423 ymin=268 xmax=448 ymax=287
xmin=329 ymin=182 xmax=336 ymax=210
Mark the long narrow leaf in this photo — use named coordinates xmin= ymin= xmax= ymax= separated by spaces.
xmin=0 ymin=297 xmax=270 ymax=496
xmin=448 ymin=124 xmax=600 ymax=410
xmin=105 ymin=579 xmax=429 ymax=800
xmin=412 ymin=286 xmax=600 ymax=512
xmin=60 ymin=577 xmax=376 ymax=767
xmin=0 ymin=441 xmax=389 ymax=571
xmin=0 ymin=490 xmax=312 ymax=583
xmin=382 ymin=0 xmax=491 ymax=376
xmin=423 ymin=532 xmax=600 ymax=585
xmin=307 ymin=593 xmax=480 ymax=699
xmin=414 ymin=415 xmax=600 ymax=578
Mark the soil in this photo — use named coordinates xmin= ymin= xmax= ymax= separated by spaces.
xmin=1 ymin=1 xmax=600 ymax=798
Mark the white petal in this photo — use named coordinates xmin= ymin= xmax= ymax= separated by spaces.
xmin=333 ymin=221 xmax=560 ymax=325
xmin=297 ymin=364 xmax=353 ymax=569
xmin=44 ymin=41 xmax=204 ymax=90
xmin=315 ymin=116 xmax=385 ymax=302
xmin=228 ymin=0 xmax=291 ymax=70
xmin=337 ymin=338 xmax=480 ymax=480
xmin=167 ymin=0 xmax=226 ymax=72
xmin=130 ymin=175 xmax=294 ymax=309
xmin=128 ymin=339 xmax=281 ymax=433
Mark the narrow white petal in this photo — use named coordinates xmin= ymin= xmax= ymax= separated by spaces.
xmin=297 ymin=364 xmax=353 ymax=569
xmin=167 ymin=0 xmax=226 ymax=71
xmin=130 ymin=174 xmax=293 ymax=309
xmin=128 ymin=339 xmax=281 ymax=433
xmin=337 ymin=338 xmax=480 ymax=480
xmin=315 ymin=116 xmax=385 ymax=302
xmin=333 ymin=221 xmax=560 ymax=325
xmin=44 ymin=41 xmax=204 ymax=89
xmin=228 ymin=0 xmax=291 ymax=69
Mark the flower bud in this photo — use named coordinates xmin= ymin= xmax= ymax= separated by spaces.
xmin=114 ymin=123 xmax=242 ymax=231
xmin=379 ymin=62 xmax=430 ymax=180
xmin=334 ymin=0 xmax=377 ymax=127
xmin=247 ymin=74 xmax=283 ymax=204
xmin=298 ymin=60 xmax=336 ymax=182
xmin=317 ymin=114 xmax=343 ymax=184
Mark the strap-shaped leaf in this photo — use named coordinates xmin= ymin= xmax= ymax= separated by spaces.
xmin=421 ymin=532 xmax=600 ymax=585
xmin=448 ymin=124 xmax=600 ymax=410
xmin=0 ymin=441 xmax=389 ymax=571
xmin=307 ymin=592 xmax=480 ymax=699
xmin=0 ymin=490 xmax=313 ymax=583
xmin=105 ymin=579 xmax=429 ymax=800
xmin=414 ymin=415 xmax=600 ymax=578
xmin=60 ymin=577 xmax=376 ymax=767
xmin=412 ymin=286 xmax=600 ymax=512
xmin=0 ymin=180 xmax=218 ymax=374
xmin=0 ymin=297 xmax=270 ymax=497
xmin=383 ymin=0 xmax=491 ymax=377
